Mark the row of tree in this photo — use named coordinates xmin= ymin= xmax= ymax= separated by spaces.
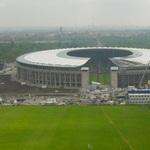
xmin=1 ymin=32 xmax=150 ymax=62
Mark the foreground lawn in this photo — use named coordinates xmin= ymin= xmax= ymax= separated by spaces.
xmin=89 ymin=74 xmax=110 ymax=85
xmin=0 ymin=106 xmax=150 ymax=150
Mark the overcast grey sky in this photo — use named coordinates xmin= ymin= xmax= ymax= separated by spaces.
xmin=0 ymin=0 xmax=150 ymax=27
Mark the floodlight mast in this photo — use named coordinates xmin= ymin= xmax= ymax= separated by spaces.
xmin=139 ymin=60 xmax=150 ymax=87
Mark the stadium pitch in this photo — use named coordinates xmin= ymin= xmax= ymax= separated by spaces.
xmin=0 ymin=106 xmax=150 ymax=150
xmin=89 ymin=74 xmax=110 ymax=85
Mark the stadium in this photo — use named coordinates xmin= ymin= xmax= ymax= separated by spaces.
xmin=16 ymin=47 xmax=150 ymax=89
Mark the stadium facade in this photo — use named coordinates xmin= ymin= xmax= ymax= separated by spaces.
xmin=16 ymin=47 xmax=150 ymax=89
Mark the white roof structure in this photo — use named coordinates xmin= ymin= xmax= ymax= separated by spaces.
xmin=16 ymin=47 xmax=150 ymax=68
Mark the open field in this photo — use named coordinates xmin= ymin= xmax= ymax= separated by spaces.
xmin=89 ymin=74 xmax=110 ymax=85
xmin=0 ymin=106 xmax=150 ymax=150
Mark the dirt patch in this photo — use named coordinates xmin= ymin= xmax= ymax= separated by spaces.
xmin=0 ymin=75 xmax=70 ymax=94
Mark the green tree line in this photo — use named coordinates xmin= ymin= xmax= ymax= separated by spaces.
xmin=1 ymin=32 xmax=150 ymax=63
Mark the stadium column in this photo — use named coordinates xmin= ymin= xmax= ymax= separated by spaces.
xmin=59 ymin=73 xmax=61 ymax=87
xmin=20 ymin=68 xmax=23 ymax=81
xmin=42 ymin=72 xmax=44 ymax=85
xmin=27 ymin=70 xmax=29 ymax=81
xmin=46 ymin=72 xmax=48 ymax=85
xmin=75 ymin=74 xmax=77 ymax=88
xmin=17 ymin=67 xmax=20 ymax=79
xmin=81 ymin=67 xmax=89 ymax=88
xmin=54 ymin=73 xmax=56 ymax=86
xmin=17 ymin=67 xmax=19 ymax=79
xmin=34 ymin=71 xmax=36 ymax=84
xmin=70 ymin=74 xmax=71 ymax=87
xmin=64 ymin=74 xmax=66 ymax=87
xmin=38 ymin=72 xmax=40 ymax=84
xmin=110 ymin=67 xmax=118 ymax=89
xmin=29 ymin=70 xmax=31 ymax=83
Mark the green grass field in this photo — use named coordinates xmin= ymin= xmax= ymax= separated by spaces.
xmin=0 ymin=106 xmax=150 ymax=150
xmin=89 ymin=74 xmax=110 ymax=85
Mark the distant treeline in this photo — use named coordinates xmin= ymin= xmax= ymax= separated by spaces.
xmin=0 ymin=40 xmax=95 ymax=62
xmin=1 ymin=33 xmax=150 ymax=62
xmin=97 ymin=34 xmax=150 ymax=48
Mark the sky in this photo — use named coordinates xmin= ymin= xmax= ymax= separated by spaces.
xmin=0 ymin=0 xmax=150 ymax=27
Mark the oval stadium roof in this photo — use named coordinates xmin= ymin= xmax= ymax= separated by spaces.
xmin=16 ymin=47 xmax=150 ymax=68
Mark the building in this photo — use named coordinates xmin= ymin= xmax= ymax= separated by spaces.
xmin=129 ymin=93 xmax=150 ymax=105
xmin=128 ymin=87 xmax=150 ymax=104
xmin=16 ymin=47 xmax=150 ymax=89
xmin=16 ymin=48 xmax=90 ymax=89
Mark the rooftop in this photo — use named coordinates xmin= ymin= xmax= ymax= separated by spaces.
xmin=16 ymin=47 xmax=150 ymax=68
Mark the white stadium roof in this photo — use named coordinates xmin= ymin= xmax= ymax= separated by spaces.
xmin=16 ymin=47 xmax=150 ymax=68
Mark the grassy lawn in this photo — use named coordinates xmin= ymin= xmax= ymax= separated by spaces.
xmin=89 ymin=74 xmax=110 ymax=85
xmin=0 ymin=106 xmax=150 ymax=150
